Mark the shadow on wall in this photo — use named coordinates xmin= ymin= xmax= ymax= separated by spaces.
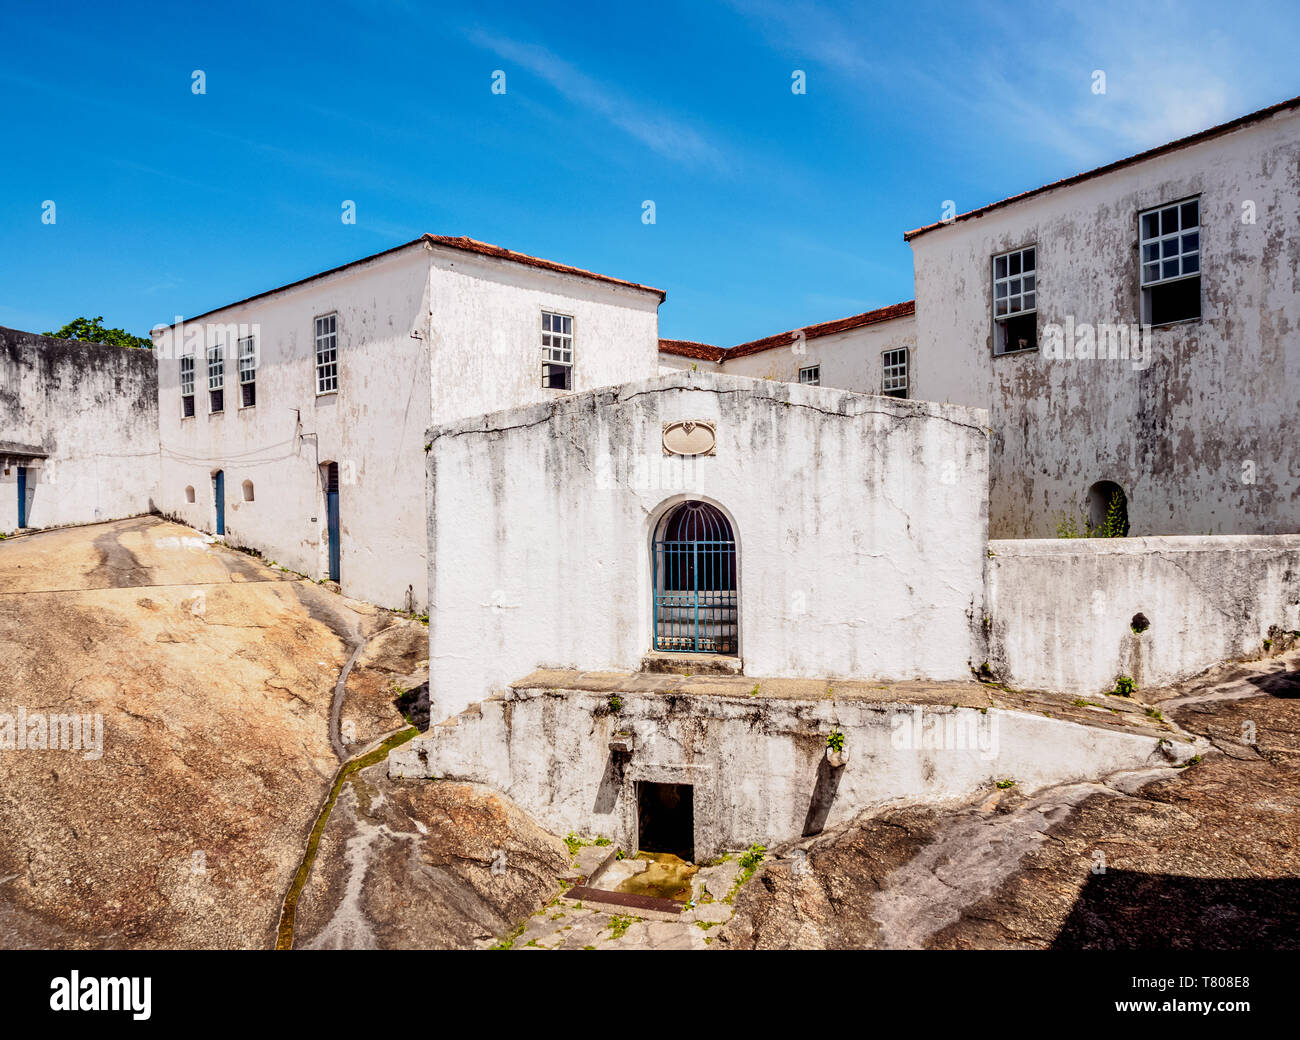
xmin=801 ymin=756 xmax=845 ymax=836
xmin=1052 ymin=870 xmax=1300 ymax=949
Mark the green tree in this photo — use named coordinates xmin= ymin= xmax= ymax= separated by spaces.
xmin=44 ymin=316 xmax=152 ymax=350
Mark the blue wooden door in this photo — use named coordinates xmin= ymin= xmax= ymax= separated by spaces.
xmin=214 ymin=470 xmax=225 ymax=535
xmin=17 ymin=466 xmax=27 ymax=528
xmin=325 ymin=462 xmax=340 ymax=582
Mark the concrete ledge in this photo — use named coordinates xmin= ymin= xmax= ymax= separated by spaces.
xmin=639 ymin=652 xmax=743 ymax=676
xmin=390 ymin=670 xmax=1187 ymax=860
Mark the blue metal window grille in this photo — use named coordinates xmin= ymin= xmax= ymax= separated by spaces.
xmin=653 ymin=501 xmax=737 ymax=654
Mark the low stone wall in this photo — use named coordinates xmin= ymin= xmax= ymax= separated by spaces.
xmin=985 ymin=535 xmax=1300 ymax=695
xmin=391 ymin=684 xmax=1174 ymax=860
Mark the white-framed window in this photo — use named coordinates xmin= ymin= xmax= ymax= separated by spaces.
xmin=882 ymin=348 xmax=908 ymax=398
xmin=207 ymin=340 xmax=224 ymax=412
xmin=315 ymin=314 xmax=338 ymax=394
xmin=992 ymin=245 xmax=1037 ymax=354
xmin=541 ymin=311 xmax=573 ymax=390
xmin=180 ymin=354 xmax=195 ymax=417
xmin=1140 ymin=197 xmax=1200 ymax=325
xmin=238 ymin=335 xmax=257 ymax=407
xmin=798 ymin=365 xmax=820 ymax=386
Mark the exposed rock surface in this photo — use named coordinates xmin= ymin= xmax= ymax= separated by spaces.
xmin=0 ymin=517 xmax=416 ymax=948
xmin=716 ymin=651 xmax=1300 ymax=950
xmin=292 ymin=772 xmax=569 ymax=949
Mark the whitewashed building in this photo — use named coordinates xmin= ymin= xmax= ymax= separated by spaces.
xmin=661 ymin=96 xmax=1300 ymax=540
xmin=906 ymin=95 xmax=1300 ymax=538
xmin=151 ymin=235 xmax=664 ymax=609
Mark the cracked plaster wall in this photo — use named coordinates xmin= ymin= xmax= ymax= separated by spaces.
xmin=986 ymin=534 xmax=1300 ymax=694
xmin=0 ymin=326 xmax=158 ymax=532
xmin=424 ymin=369 xmax=991 ymax=721
xmin=909 ymin=106 xmax=1300 ymax=538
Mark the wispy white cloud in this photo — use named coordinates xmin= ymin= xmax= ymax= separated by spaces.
xmin=465 ymin=28 xmax=728 ymax=171
xmin=726 ymin=0 xmax=1268 ymax=167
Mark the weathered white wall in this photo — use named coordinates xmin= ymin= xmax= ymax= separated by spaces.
xmin=154 ymin=247 xmax=432 ymax=610
xmin=153 ymin=241 xmax=663 ymax=611
xmin=0 ymin=327 xmax=158 ymax=533
xmin=427 ymin=245 xmax=661 ymax=426
xmin=910 ymin=106 xmax=1300 ymax=538
xmin=657 ymin=353 xmax=720 ymax=376
xmin=425 ymin=369 xmax=990 ymax=720
xmin=985 ymin=535 xmax=1300 ymax=695
xmin=391 ymin=686 xmax=1172 ymax=859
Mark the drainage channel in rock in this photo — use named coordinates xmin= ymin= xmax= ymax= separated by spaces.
xmin=275 ymin=725 xmax=418 ymax=950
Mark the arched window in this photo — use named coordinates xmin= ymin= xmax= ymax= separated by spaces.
xmin=242 ymin=479 xmax=255 ymax=502
xmin=1087 ymin=481 xmax=1129 ymax=537
xmin=185 ymin=486 xmax=195 ymax=503
xmin=652 ymin=501 xmax=737 ymax=654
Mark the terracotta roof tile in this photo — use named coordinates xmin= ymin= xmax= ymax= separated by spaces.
xmin=658 ymin=300 xmax=914 ymax=365
xmin=723 ymin=300 xmax=915 ymax=359
xmin=422 ymin=235 xmax=665 ymax=299
xmin=657 ymin=338 xmax=726 ymax=362
xmin=158 ymin=234 xmax=664 ymax=329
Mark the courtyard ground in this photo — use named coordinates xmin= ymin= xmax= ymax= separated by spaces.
xmin=3 ymin=516 xmax=1296 ymax=950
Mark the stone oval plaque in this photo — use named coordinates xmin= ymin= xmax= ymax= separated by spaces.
xmin=662 ymin=420 xmax=716 ymax=457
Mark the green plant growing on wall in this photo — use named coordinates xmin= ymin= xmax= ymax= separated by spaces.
xmin=1111 ymin=675 xmax=1136 ymax=697
xmin=608 ymin=694 xmax=623 ymax=713
xmin=1056 ymin=490 xmax=1129 ymax=539
xmin=826 ymin=729 xmax=846 ymax=753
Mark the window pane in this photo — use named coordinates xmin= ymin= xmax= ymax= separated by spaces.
xmin=1181 ymin=200 xmax=1198 ymax=228
xmin=1163 ymin=259 xmax=1179 ymax=279
xmin=1023 ymin=292 xmax=1035 ymax=310
xmin=1142 ymin=243 xmax=1159 ymax=262
xmin=995 ymin=299 xmax=1008 ymax=316
xmin=1162 ymin=238 xmax=1178 ymax=258
xmin=1009 ymin=252 xmax=1021 ymax=275
xmin=1023 ymin=248 xmax=1035 ymax=271
xmin=1023 ymin=274 xmax=1035 ymax=291
xmin=1182 ymin=231 xmax=1199 ymax=253
xmin=1183 ymin=253 xmax=1199 ymax=273
xmin=995 ymin=256 xmax=1007 ymax=278
xmin=1143 ymin=263 xmax=1160 ymax=283
xmin=1161 ymin=207 xmax=1180 ymax=234
xmin=1141 ymin=213 xmax=1159 ymax=239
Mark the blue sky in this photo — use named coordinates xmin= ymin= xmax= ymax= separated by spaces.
xmin=1 ymin=0 xmax=1296 ymax=346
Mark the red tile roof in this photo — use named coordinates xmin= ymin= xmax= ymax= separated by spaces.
xmin=725 ymin=300 xmax=915 ymax=359
xmin=423 ymin=235 xmax=665 ymax=299
xmin=659 ymin=300 xmax=915 ymax=364
xmin=904 ymin=94 xmax=1300 ymax=242
xmin=158 ymin=234 xmax=664 ymax=329
xmin=658 ymin=338 xmax=725 ymax=362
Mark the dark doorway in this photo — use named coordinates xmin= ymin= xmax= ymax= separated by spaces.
xmin=324 ymin=462 xmax=341 ymax=583
xmin=17 ymin=466 xmax=27 ymax=528
xmin=213 ymin=470 xmax=225 ymax=535
xmin=637 ymin=781 xmax=694 ymax=862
